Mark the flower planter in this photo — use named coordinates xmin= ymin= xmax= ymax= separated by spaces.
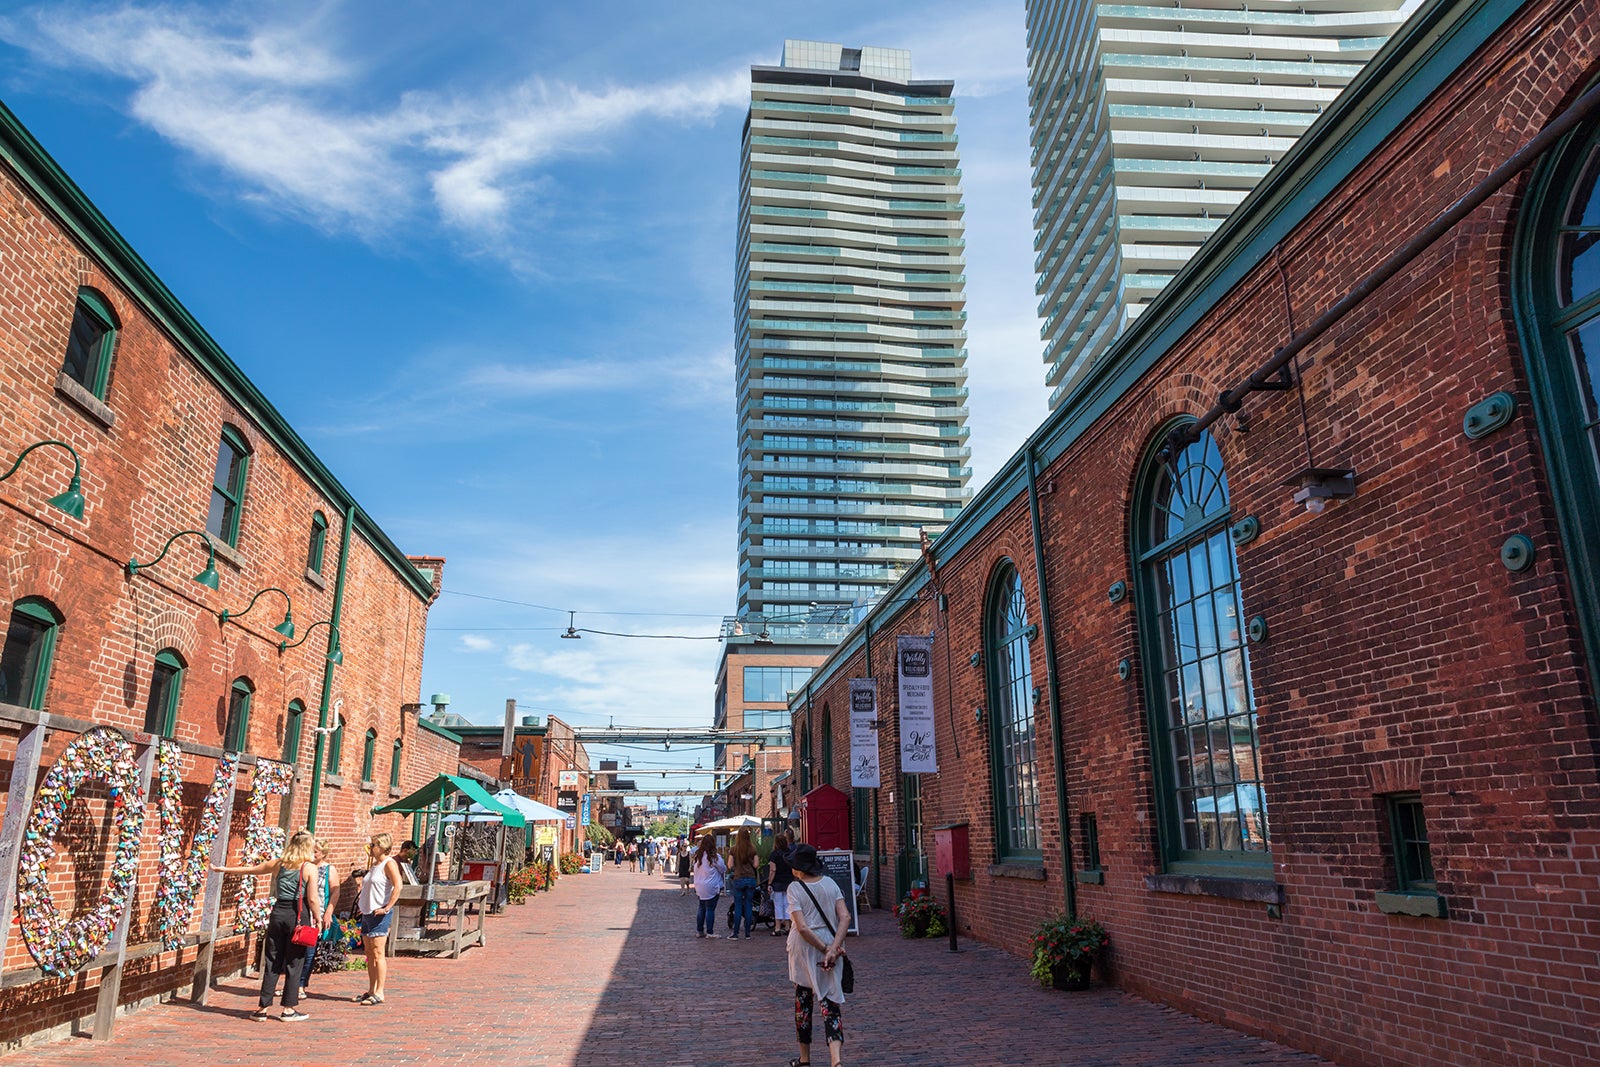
xmin=1050 ymin=960 xmax=1094 ymax=991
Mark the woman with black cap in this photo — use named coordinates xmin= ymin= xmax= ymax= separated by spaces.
xmin=784 ymin=843 xmax=850 ymax=1067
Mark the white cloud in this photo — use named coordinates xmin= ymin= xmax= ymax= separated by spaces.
xmin=0 ymin=4 xmax=748 ymax=240
xmin=458 ymin=634 xmax=496 ymax=652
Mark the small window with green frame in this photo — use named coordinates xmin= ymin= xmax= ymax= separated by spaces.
xmin=143 ymin=648 xmax=186 ymax=737
xmin=0 ymin=597 xmax=63 ymax=711
xmin=361 ymin=728 xmax=377 ymax=784
xmin=327 ymin=719 xmax=344 ymax=776
xmin=1387 ymin=793 xmax=1435 ymax=892
xmin=307 ymin=511 xmax=328 ymax=574
xmin=206 ymin=424 xmax=251 ymax=548
xmin=282 ymin=699 xmax=305 ymax=764
xmin=390 ymin=738 xmax=403 ymax=788
xmin=224 ymin=677 xmax=253 ymax=752
xmin=60 ymin=288 xmax=118 ymax=400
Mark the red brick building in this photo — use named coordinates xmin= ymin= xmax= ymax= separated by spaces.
xmin=792 ymin=1 xmax=1600 ymax=1064
xmin=0 ymin=100 xmax=454 ymax=1049
xmin=451 ymin=713 xmax=590 ymax=855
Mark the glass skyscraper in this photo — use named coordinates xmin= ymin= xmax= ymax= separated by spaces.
xmin=735 ymin=41 xmax=973 ymax=619
xmin=1027 ymin=0 xmax=1421 ymax=408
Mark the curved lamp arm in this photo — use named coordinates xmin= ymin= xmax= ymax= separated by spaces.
xmin=280 ymin=619 xmax=342 ymax=664
xmin=126 ymin=529 xmax=220 ymax=590
xmin=220 ymin=586 xmax=294 ymax=639
xmin=1 ymin=439 xmax=86 ymax=520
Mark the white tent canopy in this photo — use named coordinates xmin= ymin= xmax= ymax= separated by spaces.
xmin=441 ymin=788 xmax=570 ymax=823
xmin=699 ymin=814 xmax=763 ymax=832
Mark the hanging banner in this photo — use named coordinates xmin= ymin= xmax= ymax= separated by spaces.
xmin=897 ymin=635 xmax=937 ymax=773
xmin=848 ymin=678 xmax=880 ymax=788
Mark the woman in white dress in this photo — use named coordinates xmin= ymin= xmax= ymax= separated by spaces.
xmin=785 ymin=844 xmax=850 ymax=1067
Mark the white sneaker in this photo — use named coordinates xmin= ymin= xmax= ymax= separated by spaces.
xmin=279 ymin=1010 xmax=310 ymax=1022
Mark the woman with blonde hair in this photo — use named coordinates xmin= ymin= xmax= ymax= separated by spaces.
xmin=355 ymin=832 xmax=403 ymax=1004
xmin=726 ymin=828 xmax=760 ymax=940
xmin=212 ymin=829 xmax=322 ymax=1021
xmin=296 ymin=838 xmax=338 ymax=996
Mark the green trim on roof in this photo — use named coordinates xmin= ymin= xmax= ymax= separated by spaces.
xmin=0 ymin=100 xmax=434 ymax=603
xmin=373 ymin=773 xmax=525 ymax=828
xmin=416 ymin=717 xmax=464 ymax=744
xmin=791 ymin=0 xmax=1525 ymax=704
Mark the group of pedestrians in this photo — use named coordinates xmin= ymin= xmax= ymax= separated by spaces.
xmin=686 ymin=828 xmax=850 ymax=1067
xmin=211 ymin=830 xmax=409 ymax=1021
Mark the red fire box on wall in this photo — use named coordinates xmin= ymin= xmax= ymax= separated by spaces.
xmin=801 ymin=784 xmax=852 ymax=852
xmin=933 ymin=823 xmax=970 ymax=879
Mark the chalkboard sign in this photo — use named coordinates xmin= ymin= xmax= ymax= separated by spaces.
xmin=817 ymin=849 xmax=860 ymax=935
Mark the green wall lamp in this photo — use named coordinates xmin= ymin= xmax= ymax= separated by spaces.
xmin=1 ymin=439 xmax=86 ymax=520
xmin=220 ymin=586 xmax=295 ymax=639
xmin=281 ymin=619 xmax=342 ymax=664
xmin=126 ymin=529 xmax=221 ymax=590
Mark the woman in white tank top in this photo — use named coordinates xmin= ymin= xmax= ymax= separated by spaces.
xmin=356 ymin=832 xmax=401 ymax=1005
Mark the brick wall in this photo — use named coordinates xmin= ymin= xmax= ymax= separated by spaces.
xmin=795 ymin=2 xmax=1600 ymax=1064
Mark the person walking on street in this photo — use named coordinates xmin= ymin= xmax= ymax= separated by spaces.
xmin=785 ymin=844 xmax=850 ymax=1067
xmin=297 ymin=839 xmax=338 ymax=995
xmin=678 ymin=840 xmax=692 ymax=895
xmin=726 ymin=828 xmax=759 ymax=940
xmin=211 ymin=829 xmax=322 ymax=1021
xmin=355 ymin=833 xmax=403 ymax=1005
xmin=768 ymin=830 xmax=796 ymax=937
xmin=645 ymin=838 xmax=657 ymax=876
xmin=628 ymin=841 xmax=638 ymax=873
xmin=691 ymin=834 xmax=726 ymax=938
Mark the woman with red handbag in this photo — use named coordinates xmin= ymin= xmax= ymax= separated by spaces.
xmin=212 ymin=829 xmax=322 ymax=1021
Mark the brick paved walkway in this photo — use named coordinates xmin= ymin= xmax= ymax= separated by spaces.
xmin=7 ymin=867 xmax=1338 ymax=1066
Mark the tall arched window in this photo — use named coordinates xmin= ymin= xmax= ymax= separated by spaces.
xmin=1135 ymin=426 xmax=1267 ymax=871
xmin=799 ymin=719 xmax=812 ymax=793
xmin=225 ymin=677 xmax=253 ymax=752
xmin=986 ymin=561 xmax=1041 ymax=859
xmin=362 ymin=728 xmax=378 ymax=783
xmin=306 ymin=511 xmax=328 ymax=575
xmin=60 ymin=288 xmax=118 ymax=400
xmin=282 ymin=700 xmax=305 ymax=764
xmin=0 ymin=597 xmax=63 ymax=711
xmin=390 ymin=738 xmax=403 ymax=788
xmin=144 ymin=649 xmax=186 ymax=737
xmin=821 ymin=705 xmax=834 ymax=786
xmin=327 ymin=718 xmax=344 ymax=775
xmin=207 ymin=425 xmax=251 ymax=547
xmin=1513 ymin=107 xmax=1600 ymax=672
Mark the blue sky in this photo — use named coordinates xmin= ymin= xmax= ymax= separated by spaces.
xmin=0 ymin=1 xmax=1047 ymax=782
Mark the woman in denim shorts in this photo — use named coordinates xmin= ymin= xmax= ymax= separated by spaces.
xmin=355 ymin=833 xmax=401 ymax=1005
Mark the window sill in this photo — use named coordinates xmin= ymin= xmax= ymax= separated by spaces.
xmin=988 ymin=862 xmax=1046 ymax=881
xmin=360 ymin=780 xmax=375 ymax=793
xmin=1145 ymin=873 xmax=1285 ymax=904
xmin=303 ymin=568 xmax=327 ymax=591
xmin=56 ymin=372 xmax=115 ymax=429
xmin=205 ymin=534 xmax=245 ymax=571
xmin=1375 ymin=890 xmax=1447 ymax=918
xmin=388 ymin=784 xmax=402 ymax=797
xmin=1074 ymin=869 xmax=1104 ymax=885
xmin=325 ymin=774 xmax=345 ymax=788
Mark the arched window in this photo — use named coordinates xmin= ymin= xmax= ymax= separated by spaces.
xmin=986 ymin=562 xmax=1041 ymax=859
xmin=144 ymin=649 xmax=186 ymax=737
xmin=798 ymin=719 xmax=812 ymax=792
xmin=327 ymin=718 xmax=344 ymax=775
xmin=390 ymin=738 xmax=403 ymax=788
xmin=821 ymin=705 xmax=834 ymax=786
xmin=0 ymin=597 xmax=63 ymax=711
xmin=60 ymin=288 xmax=118 ymax=400
xmin=1135 ymin=426 xmax=1267 ymax=870
xmin=306 ymin=511 xmax=328 ymax=575
xmin=207 ymin=425 xmax=251 ymax=547
xmin=1513 ymin=108 xmax=1600 ymax=671
xmin=361 ymin=728 xmax=378 ymax=783
xmin=225 ymin=677 xmax=254 ymax=752
xmin=283 ymin=700 xmax=305 ymax=764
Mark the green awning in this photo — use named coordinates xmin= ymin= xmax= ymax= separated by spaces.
xmin=372 ymin=773 xmax=526 ymax=829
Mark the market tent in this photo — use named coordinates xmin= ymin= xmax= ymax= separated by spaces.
xmin=478 ymin=789 xmax=569 ymax=823
xmin=372 ymin=774 xmax=525 ymax=914
xmin=699 ymin=814 xmax=763 ymax=832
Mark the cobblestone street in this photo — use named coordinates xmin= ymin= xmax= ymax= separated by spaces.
xmin=7 ymin=867 xmax=1337 ymax=1066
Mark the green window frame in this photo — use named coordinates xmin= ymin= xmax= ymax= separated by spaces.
xmin=1386 ymin=794 xmax=1435 ymax=892
xmin=821 ymin=705 xmax=834 ymax=786
xmin=798 ymin=720 xmax=812 ymax=792
xmin=206 ymin=425 xmax=250 ymax=548
xmin=282 ymin=699 xmax=305 ymax=764
xmin=307 ymin=511 xmax=328 ymax=574
xmin=1133 ymin=425 xmax=1269 ymax=875
xmin=224 ymin=677 xmax=253 ymax=752
xmin=362 ymin=728 xmax=377 ymax=784
xmin=390 ymin=738 xmax=403 ymax=788
xmin=60 ymin=288 xmax=117 ymax=399
xmin=0 ymin=597 xmax=63 ymax=711
xmin=143 ymin=649 xmax=185 ymax=737
xmin=327 ymin=719 xmax=344 ymax=775
xmin=985 ymin=561 xmax=1042 ymax=860
xmin=1511 ymin=106 xmax=1600 ymax=677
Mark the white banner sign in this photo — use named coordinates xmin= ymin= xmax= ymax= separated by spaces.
xmin=848 ymin=678 xmax=880 ymax=788
xmin=897 ymin=635 xmax=937 ymax=773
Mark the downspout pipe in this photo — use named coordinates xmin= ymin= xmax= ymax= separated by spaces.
xmin=1168 ymin=78 xmax=1600 ymax=460
xmin=306 ymin=507 xmax=354 ymax=832
xmin=1027 ymin=447 xmax=1077 ymax=917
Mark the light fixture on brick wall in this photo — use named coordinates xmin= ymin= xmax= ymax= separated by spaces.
xmin=281 ymin=619 xmax=343 ymax=664
xmin=220 ymin=585 xmax=295 ymax=639
xmin=1 ymin=438 xmax=86 ymax=519
xmin=1284 ymin=467 xmax=1356 ymax=514
xmin=126 ymin=529 xmax=220 ymax=589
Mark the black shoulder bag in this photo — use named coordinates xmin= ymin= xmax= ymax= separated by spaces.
xmin=797 ymin=879 xmax=854 ymax=994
